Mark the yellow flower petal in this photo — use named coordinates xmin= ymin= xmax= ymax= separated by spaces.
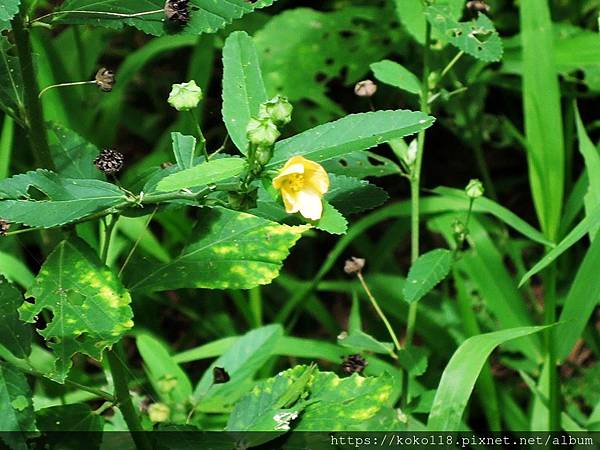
xmin=272 ymin=162 xmax=304 ymax=189
xmin=281 ymin=189 xmax=301 ymax=214
xmin=296 ymin=189 xmax=323 ymax=220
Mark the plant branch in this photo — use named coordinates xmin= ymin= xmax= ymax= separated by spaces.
xmin=38 ymin=80 xmax=97 ymax=98
xmin=30 ymin=9 xmax=164 ymax=25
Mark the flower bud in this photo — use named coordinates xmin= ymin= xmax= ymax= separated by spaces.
xmin=406 ymin=139 xmax=418 ymax=166
xmin=148 ymin=403 xmax=170 ymax=423
xmin=344 ymin=256 xmax=365 ymax=274
xmin=254 ymin=145 xmax=273 ymax=166
xmin=246 ymin=117 xmax=280 ymax=147
xmin=168 ymin=80 xmax=203 ymax=111
xmin=452 ymin=219 xmax=466 ymax=243
xmin=259 ymin=95 xmax=293 ymax=127
xmin=354 ymin=80 xmax=377 ymax=97
xmin=465 ymin=179 xmax=484 ymax=199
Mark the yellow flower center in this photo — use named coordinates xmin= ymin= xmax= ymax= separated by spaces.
xmin=287 ymin=173 xmax=304 ymax=192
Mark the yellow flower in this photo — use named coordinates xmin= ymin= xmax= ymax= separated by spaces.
xmin=272 ymin=155 xmax=330 ymax=221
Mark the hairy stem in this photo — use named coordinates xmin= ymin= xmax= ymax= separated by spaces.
xmin=11 ymin=8 xmax=55 ymax=170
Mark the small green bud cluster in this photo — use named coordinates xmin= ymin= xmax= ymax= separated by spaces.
xmin=168 ymin=80 xmax=203 ymax=111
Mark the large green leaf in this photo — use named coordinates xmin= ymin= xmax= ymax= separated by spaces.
xmin=325 ymin=175 xmax=389 ymax=216
xmin=394 ymin=0 xmax=464 ymax=44
xmin=36 ymin=404 xmax=103 ymax=449
xmin=0 ymin=252 xmax=35 ymax=289
xmin=0 ymin=277 xmax=31 ymax=359
xmin=156 ymin=157 xmax=245 ymax=192
xmin=20 ymin=237 xmax=134 ymax=382
xmin=519 ymin=0 xmax=565 ymax=241
xmin=0 ymin=37 xmax=24 ymax=121
xmin=0 ymin=364 xmax=36 ymax=449
xmin=321 ymin=151 xmax=401 ymax=179
xmin=127 ymin=207 xmax=309 ymax=292
xmin=266 ymin=110 xmax=434 ymax=169
xmin=314 ymin=202 xmax=347 ymax=236
xmin=193 ymin=325 xmax=283 ymax=408
xmin=426 ymin=6 xmax=503 ymax=62
xmin=47 ymin=122 xmax=104 ymax=180
xmin=427 ymin=326 xmax=548 ymax=431
xmin=53 ymin=0 xmax=279 ymax=36
xmin=0 ymin=170 xmax=127 ymax=228
xmin=222 ymin=31 xmax=267 ymax=155
xmin=403 ymin=249 xmax=452 ymax=304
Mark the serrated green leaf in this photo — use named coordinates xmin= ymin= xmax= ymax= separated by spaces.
xmin=194 ymin=325 xmax=283 ymax=408
xmin=0 ymin=277 xmax=31 ymax=359
xmin=53 ymin=0 xmax=279 ymax=37
xmin=171 ymin=132 xmax=196 ymax=171
xmin=0 ymin=170 xmax=127 ymax=228
xmin=47 ymin=122 xmax=104 ymax=180
xmin=371 ymin=59 xmax=421 ymax=94
xmin=267 ymin=110 xmax=433 ymax=169
xmin=0 ymin=364 xmax=36 ymax=450
xmin=0 ymin=0 xmax=20 ymax=23
xmin=295 ymin=371 xmax=394 ymax=431
xmin=321 ymin=151 xmax=401 ymax=179
xmin=20 ymin=237 xmax=134 ymax=383
xmin=326 ymin=175 xmax=389 ymax=216
xmin=222 ymin=31 xmax=267 ymax=155
xmin=403 ymin=249 xmax=452 ymax=304
xmin=36 ymin=404 xmax=103 ymax=449
xmin=314 ymin=202 xmax=347 ymax=235
xmin=156 ymin=158 xmax=245 ymax=192
xmin=127 ymin=207 xmax=308 ymax=292
xmin=427 ymin=326 xmax=549 ymax=431
xmin=426 ymin=6 xmax=504 ymax=62
xmin=394 ymin=0 xmax=464 ymax=44
xmin=0 ymin=37 xmax=24 ymax=121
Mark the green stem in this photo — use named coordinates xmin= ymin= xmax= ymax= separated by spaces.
xmin=190 ymin=110 xmax=208 ymax=162
xmin=402 ymin=17 xmax=431 ymax=409
xmin=357 ymin=272 xmax=401 ymax=353
xmin=106 ymin=346 xmax=152 ymax=450
xmin=438 ymin=50 xmax=464 ymax=84
xmin=11 ymin=8 xmax=55 ymax=170
xmin=249 ymin=287 xmax=263 ymax=327
xmin=543 ymin=263 xmax=560 ymax=430
xmin=100 ymin=214 xmax=119 ymax=264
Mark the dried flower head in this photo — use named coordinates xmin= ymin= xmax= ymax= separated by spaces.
xmin=95 ymin=68 xmax=115 ymax=92
xmin=466 ymin=1 xmax=491 ymax=12
xmin=341 ymin=354 xmax=368 ymax=374
xmin=0 ymin=220 xmax=10 ymax=237
xmin=344 ymin=257 xmax=365 ymax=275
xmin=94 ymin=149 xmax=124 ymax=175
xmin=164 ymin=0 xmax=190 ymax=25
xmin=213 ymin=367 xmax=231 ymax=384
xmin=354 ymin=79 xmax=377 ymax=97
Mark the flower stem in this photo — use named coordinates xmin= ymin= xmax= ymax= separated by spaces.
xmin=190 ymin=110 xmax=209 ymax=162
xmin=11 ymin=7 xmax=55 ymax=170
xmin=38 ymin=80 xmax=97 ymax=98
xmin=30 ymin=9 xmax=164 ymax=25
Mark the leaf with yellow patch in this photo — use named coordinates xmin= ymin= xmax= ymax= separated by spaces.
xmin=126 ymin=207 xmax=309 ymax=292
xmin=20 ymin=237 xmax=134 ymax=383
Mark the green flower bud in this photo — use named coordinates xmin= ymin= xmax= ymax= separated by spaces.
xmin=465 ymin=179 xmax=484 ymax=199
xmin=246 ymin=117 xmax=280 ymax=147
xmin=148 ymin=403 xmax=170 ymax=423
xmin=259 ymin=95 xmax=293 ymax=126
xmin=255 ymin=145 xmax=273 ymax=166
xmin=168 ymin=80 xmax=203 ymax=111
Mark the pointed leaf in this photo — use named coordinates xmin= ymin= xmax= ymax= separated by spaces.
xmin=20 ymin=237 xmax=134 ymax=382
xmin=171 ymin=132 xmax=196 ymax=171
xmin=403 ymin=249 xmax=452 ymax=304
xmin=314 ymin=202 xmax=347 ymax=235
xmin=326 ymin=175 xmax=388 ymax=216
xmin=222 ymin=31 xmax=267 ymax=155
xmin=371 ymin=59 xmax=421 ymax=94
xmin=156 ymin=157 xmax=245 ymax=192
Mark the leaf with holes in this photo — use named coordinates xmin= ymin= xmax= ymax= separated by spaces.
xmin=0 ymin=277 xmax=31 ymax=359
xmin=0 ymin=169 xmax=127 ymax=228
xmin=222 ymin=31 xmax=267 ymax=155
xmin=0 ymin=364 xmax=36 ymax=450
xmin=326 ymin=175 xmax=388 ymax=216
xmin=52 ymin=0 xmax=280 ymax=36
xmin=403 ymin=249 xmax=452 ymax=304
xmin=126 ymin=207 xmax=309 ymax=292
xmin=20 ymin=237 xmax=134 ymax=383
xmin=426 ymin=6 xmax=503 ymax=62
xmin=321 ymin=151 xmax=401 ymax=179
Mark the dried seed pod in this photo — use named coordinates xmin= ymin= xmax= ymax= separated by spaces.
xmin=94 ymin=149 xmax=124 ymax=174
xmin=164 ymin=0 xmax=190 ymax=25
xmin=341 ymin=354 xmax=368 ymax=374
xmin=95 ymin=68 xmax=115 ymax=92
xmin=466 ymin=1 xmax=491 ymax=13
xmin=160 ymin=161 xmax=174 ymax=169
xmin=0 ymin=220 xmax=10 ymax=237
xmin=212 ymin=367 xmax=230 ymax=384
xmin=344 ymin=256 xmax=365 ymax=275
xmin=354 ymin=79 xmax=377 ymax=97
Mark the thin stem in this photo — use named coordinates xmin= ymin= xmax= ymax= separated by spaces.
xmin=30 ymin=8 xmax=164 ymax=25
xmin=190 ymin=110 xmax=209 ymax=162
xmin=438 ymin=50 xmax=464 ymax=83
xmin=106 ymin=346 xmax=152 ymax=450
xmin=249 ymin=287 xmax=263 ymax=327
xmin=118 ymin=208 xmax=158 ymax=277
xmin=11 ymin=7 xmax=55 ymax=170
xmin=357 ymin=272 xmax=402 ymax=353
xmin=100 ymin=214 xmax=119 ymax=264
xmin=39 ymin=80 xmax=96 ymax=98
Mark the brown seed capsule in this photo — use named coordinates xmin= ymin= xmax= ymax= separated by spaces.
xmin=213 ymin=367 xmax=230 ymax=384
xmin=94 ymin=149 xmax=124 ymax=174
xmin=164 ymin=0 xmax=190 ymax=25
xmin=344 ymin=256 xmax=365 ymax=275
xmin=466 ymin=1 xmax=491 ymax=12
xmin=0 ymin=220 xmax=10 ymax=237
xmin=341 ymin=354 xmax=368 ymax=374
xmin=354 ymin=80 xmax=377 ymax=97
xmin=95 ymin=68 xmax=115 ymax=92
